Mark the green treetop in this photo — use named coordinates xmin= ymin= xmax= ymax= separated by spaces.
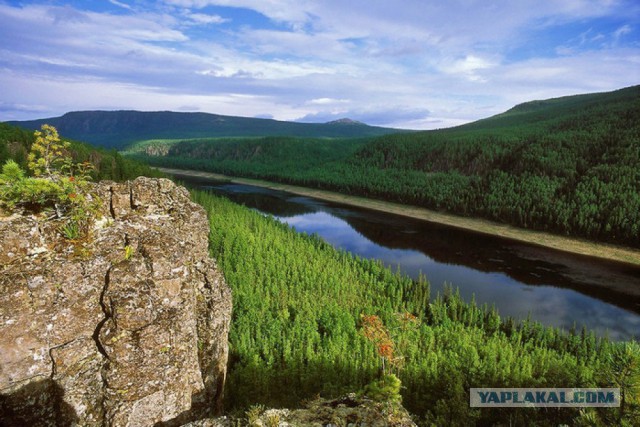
xmin=28 ymin=124 xmax=71 ymax=179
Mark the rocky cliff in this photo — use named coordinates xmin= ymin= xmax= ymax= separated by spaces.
xmin=0 ymin=177 xmax=232 ymax=426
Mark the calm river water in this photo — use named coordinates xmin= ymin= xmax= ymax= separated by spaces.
xmin=178 ymin=174 xmax=640 ymax=341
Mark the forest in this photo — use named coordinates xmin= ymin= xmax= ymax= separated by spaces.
xmin=193 ymin=189 xmax=640 ymax=426
xmin=1 ymin=121 xmax=639 ymax=425
xmin=130 ymin=85 xmax=640 ymax=247
xmin=0 ymin=122 xmax=163 ymax=182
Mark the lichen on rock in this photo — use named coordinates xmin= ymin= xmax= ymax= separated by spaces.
xmin=195 ymin=393 xmax=417 ymax=427
xmin=0 ymin=177 xmax=232 ymax=426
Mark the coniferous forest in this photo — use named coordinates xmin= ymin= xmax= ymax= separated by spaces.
xmin=2 ymin=0 xmax=640 ymax=425
xmin=2 ymin=86 xmax=640 ymax=425
xmin=193 ymin=190 xmax=640 ymax=426
xmin=130 ymin=86 xmax=640 ymax=247
xmin=0 ymin=123 xmax=163 ymax=182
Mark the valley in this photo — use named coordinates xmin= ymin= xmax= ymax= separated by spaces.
xmin=162 ymin=167 xmax=640 ymax=267
xmin=172 ymin=171 xmax=640 ymax=340
xmin=2 ymin=1 xmax=639 ymax=424
xmin=2 ymin=85 xmax=639 ymax=425
xmin=126 ymin=85 xmax=640 ymax=248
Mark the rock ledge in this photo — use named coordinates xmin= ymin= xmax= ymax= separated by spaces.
xmin=0 ymin=177 xmax=232 ymax=426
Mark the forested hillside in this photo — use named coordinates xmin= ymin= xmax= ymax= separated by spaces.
xmin=125 ymin=136 xmax=370 ymax=174
xmin=7 ymin=111 xmax=406 ymax=149
xmin=3 ymin=121 xmax=639 ymax=425
xmin=132 ymin=85 xmax=640 ymax=247
xmin=194 ymin=189 xmax=640 ymax=426
xmin=0 ymin=123 xmax=162 ymax=181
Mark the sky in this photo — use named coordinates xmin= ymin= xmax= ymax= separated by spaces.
xmin=0 ymin=0 xmax=638 ymax=129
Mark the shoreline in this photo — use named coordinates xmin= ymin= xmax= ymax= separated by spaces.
xmin=158 ymin=167 xmax=640 ymax=267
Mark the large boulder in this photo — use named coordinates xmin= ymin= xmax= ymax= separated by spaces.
xmin=0 ymin=177 xmax=232 ymax=426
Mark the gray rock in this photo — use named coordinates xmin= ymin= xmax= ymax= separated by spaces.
xmin=0 ymin=177 xmax=232 ymax=426
xmin=227 ymin=394 xmax=417 ymax=427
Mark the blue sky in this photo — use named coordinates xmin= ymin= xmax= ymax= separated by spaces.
xmin=0 ymin=0 xmax=638 ymax=129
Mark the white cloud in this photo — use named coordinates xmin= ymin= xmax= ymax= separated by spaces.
xmin=440 ymin=55 xmax=498 ymax=82
xmin=108 ymin=0 xmax=133 ymax=11
xmin=613 ymin=24 xmax=633 ymax=40
xmin=0 ymin=68 xmax=293 ymax=120
xmin=195 ymin=58 xmax=336 ymax=80
xmin=163 ymin=0 xmax=312 ymax=23
xmin=0 ymin=1 xmax=638 ymax=128
xmin=185 ymin=12 xmax=228 ymax=25
xmin=307 ymin=98 xmax=349 ymax=105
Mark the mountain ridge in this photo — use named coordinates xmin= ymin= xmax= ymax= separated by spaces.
xmin=6 ymin=110 xmax=407 ymax=149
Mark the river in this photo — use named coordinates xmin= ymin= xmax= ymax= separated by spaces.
xmin=177 ymin=174 xmax=640 ymax=341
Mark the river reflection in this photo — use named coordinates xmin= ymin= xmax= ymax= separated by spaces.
xmin=178 ymin=175 xmax=640 ymax=340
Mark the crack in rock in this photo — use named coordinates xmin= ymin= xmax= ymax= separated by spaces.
xmin=93 ymin=266 xmax=112 ymax=361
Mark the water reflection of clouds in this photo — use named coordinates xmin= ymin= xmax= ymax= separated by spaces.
xmin=278 ymin=211 xmax=640 ymax=341
xmin=522 ymin=288 xmax=640 ymax=341
xmin=193 ymin=178 xmax=640 ymax=342
xmin=436 ymin=269 xmax=640 ymax=341
xmin=281 ymin=213 xmax=436 ymax=266
xmin=280 ymin=212 xmax=373 ymax=253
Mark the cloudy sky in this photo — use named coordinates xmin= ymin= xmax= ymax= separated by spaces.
xmin=0 ymin=0 xmax=638 ymax=129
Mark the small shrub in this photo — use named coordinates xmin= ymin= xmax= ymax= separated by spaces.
xmin=363 ymin=373 xmax=402 ymax=404
xmin=60 ymin=220 xmax=81 ymax=240
xmin=264 ymin=412 xmax=281 ymax=427
xmin=0 ymin=125 xmax=100 ymax=239
xmin=1 ymin=159 xmax=24 ymax=181
xmin=245 ymin=404 xmax=265 ymax=426
xmin=28 ymin=124 xmax=70 ymax=178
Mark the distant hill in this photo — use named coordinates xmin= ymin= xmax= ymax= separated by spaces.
xmin=447 ymin=84 xmax=640 ymax=133
xmin=6 ymin=111 xmax=408 ymax=149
